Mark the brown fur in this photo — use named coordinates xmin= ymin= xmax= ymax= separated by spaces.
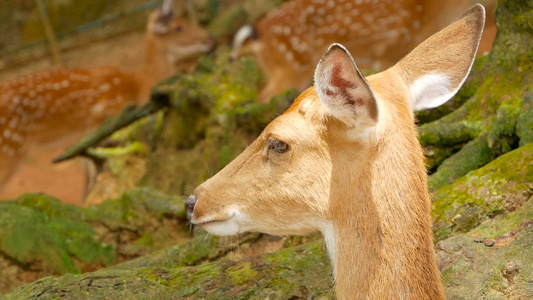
xmin=189 ymin=5 xmax=485 ymax=299
xmin=233 ymin=0 xmax=495 ymax=103
xmin=0 ymin=8 xmax=214 ymax=189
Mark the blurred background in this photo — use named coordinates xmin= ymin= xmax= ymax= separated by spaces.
xmin=0 ymin=0 xmax=284 ymax=204
xmin=0 ymin=0 xmax=496 ymax=206
xmin=0 ymin=0 xmax=259 ymax=81
xmin=7 ymin=1 xmax=533 ymax=298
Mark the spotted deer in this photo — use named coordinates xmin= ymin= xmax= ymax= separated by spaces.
xmin=0 ymin=0 xmax=215 ymax=189
xmin=187 ymin=4 xmax=485 ymax=298
xmin=232 ymin=0 xmax=495 ymax=103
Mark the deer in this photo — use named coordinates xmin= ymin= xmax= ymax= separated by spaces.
xmin=231 ymin=0 xmax=495 ymax=103
xmin=186 ymin=4 xmax=485 ymax=298
xmin=0 ymin=0 xmax=215 ymax=191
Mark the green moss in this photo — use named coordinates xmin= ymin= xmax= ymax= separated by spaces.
xmin=431 ymin=143 xmax=533 ymax=241
xmin=438 ymin=226 xmax=533 ymax=299
xmin=517 ymin=92 xmax=533 ymax=146
xmin=429 ymin=133 xmax=495 ymax=191
xmin=0 ymin=187 xmax=189 ymax=296
xmin=226 ymin=262 xmax=259 ymax=286
xmin=15 ymin=193 xmax=85 ymax=220
xmin=419 ymin=120 xmax=483 ymax=146
xmin=7 ymin=241 xmax=335 ymax=299
xmin=89 ymin=141 xmax=147 ymax=157
xmin=470 ymin=197 xmax=533 ymax=240
xmin=0 ymin=196 xmax=114 ymax=275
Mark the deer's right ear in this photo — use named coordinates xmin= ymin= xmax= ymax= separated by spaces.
xmin=314 ymin=44 xmax=378 ymax=130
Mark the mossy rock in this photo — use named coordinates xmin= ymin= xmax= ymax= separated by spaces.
xmin=437 ymin=203 xmax=533 ymax=299
xmin=0 ymin=194 xmax=114 ymax=275
xmin=6 ymin=241 xmax=334 ymax=300
xmin=0 ymin=187 xmax=188 ymax=295
xmin=432 ymin=143 xmax=533 ymax=242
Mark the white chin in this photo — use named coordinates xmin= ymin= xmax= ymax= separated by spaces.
xmin=202 ymin=219 xmax=240 ymax=236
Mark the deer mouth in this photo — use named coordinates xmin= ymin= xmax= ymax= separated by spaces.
xmin=169 ymin=40 xmax=215 ymax=62
xmin=193 ymin=212 xmax=240 ymax=236
xmin=196 ymin=218 xmax=227 ymax=226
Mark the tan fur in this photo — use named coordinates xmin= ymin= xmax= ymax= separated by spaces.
xmin=189 ymin=5 xmax=485 ymax=299
xmin=0 ymin=8 xmax=214 ymax=188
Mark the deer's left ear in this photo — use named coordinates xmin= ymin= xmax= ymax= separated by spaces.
xmin=396 ymin=4 xmax=485 ymax=111
xmin=314 ymin=44 xmax=378 ymax=129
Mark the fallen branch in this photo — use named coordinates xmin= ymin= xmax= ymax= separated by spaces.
xmin=53 ymin=95 xmax=169 ymax=163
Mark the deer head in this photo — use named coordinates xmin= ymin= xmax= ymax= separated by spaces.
xmin=188 ymin=4 xmax=485 ymax=297
xmin=146 ymin=0 xmax=215 ymax=67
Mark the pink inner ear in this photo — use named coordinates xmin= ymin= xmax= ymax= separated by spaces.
xmin=323 ymin=62 xmax=366 ymax=107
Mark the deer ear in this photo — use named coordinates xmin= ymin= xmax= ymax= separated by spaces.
xmin=314 ymin=44 xmax=378 ymax=129
xmin=150 ymin=0 xmax=175 ymax=34
xmin=396 ymin=4 xmax=485 ymax=111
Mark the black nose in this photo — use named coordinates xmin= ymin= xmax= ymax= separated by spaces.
xmin=185 ymin=195 xmax=197 ymax=220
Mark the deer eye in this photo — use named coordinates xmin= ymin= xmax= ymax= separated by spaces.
xmin=175 ymin=25 xmax=183 ymax=32
xmin=269 ymin=139 xmax=289 ymax=153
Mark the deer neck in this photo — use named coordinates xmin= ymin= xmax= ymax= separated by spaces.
xmin=133 ymin=61 xmax=168 ymax=105
xmin=133 ymin=38 xmax=175 ymax=104
xmin=323 ymin=77 xmax=444 ymax=299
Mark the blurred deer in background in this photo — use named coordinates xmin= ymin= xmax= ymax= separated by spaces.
xmin=0 ymin=0 xmax=215 ymax=190
xmin=231 ymin=0 xmax=496 ymax=103
xmin=188 ymin=5 xmax=485 ymax=298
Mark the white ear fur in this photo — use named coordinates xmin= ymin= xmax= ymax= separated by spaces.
xmin=161 ymin=0 xmax=174 ymax=16
xmin=410 ymin=73 xmax=457 ymax=111
xmin=231 ymin=25 xmax=254 ymax=60
xmin=314 ymin=44 xmax=378 ymax=129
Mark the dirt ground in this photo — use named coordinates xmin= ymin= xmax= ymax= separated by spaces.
xmin=0 ymin=30 xmax=146 ymax=205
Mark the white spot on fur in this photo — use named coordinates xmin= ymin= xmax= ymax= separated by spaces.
xmin=2 ymin=145 xmax=16 ymax=156
xmin=12 ymin=133 xmax=24 ymax=144
xmin=350 ymin=23 xmax=362 ymax=31
xmin=98 ymin=83 xmax=111 ymax=93
xmin=8 ymin=117 xmax=18 ymax=129
xmin=91 ymin=103 xmax=106 ymax=113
